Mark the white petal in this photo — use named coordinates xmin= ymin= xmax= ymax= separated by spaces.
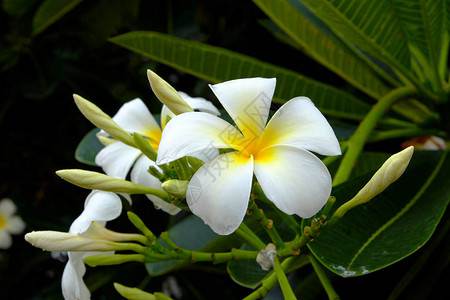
xmin=157 ymin=112 xmax=245 ymax=164
xmin=69 ymin=191 xmax=122 ymax=234
xmin=62 ymin=252 xmax=91 ymax=300
xmin=5 ymin=216 xmax=26 ymax=234
xmin=179 ymin=91 xmax=221 ymax=116
xmin=209 ymin=78 xmax=275 ymax=139
xmin=0 ymin=231 xmax=12 ymax=249
xmin=160 ymin=105 xmax=174 ymax=129
xmin=254 ymin=145 xmax=331 ymax=218
xmin=186 ymin=152 xmax=253 ymax=235
xmin=98 ymin=98 xmax=161 ymax=142
xmin=0 ymin=198 xmax=16 ymax=217
xmin=95 ymin=142 xmax=141 ymax=179
xmin=131 ymin=155 xmax=181 ymax=215
xmin=258 ymin=97 xmax=341 ymax=156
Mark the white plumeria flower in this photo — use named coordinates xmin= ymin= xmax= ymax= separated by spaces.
xmin=62 ymin=190 xmax=122 ymax=300
xmin=95 ymin=93 xmax=220 ymax=215
xmin=0 ymin=198 xmax=25 ymax=249
xmin=157 ymin=78 xmax=341 ymax=235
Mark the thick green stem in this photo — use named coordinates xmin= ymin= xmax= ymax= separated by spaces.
xmin=274 ymin=257 xmax=297 ymax=300
xmin=310 ymin=255 xmax=340 ymax=300
xmin=333 ymin=86 xmax=417 ymax=186
xmin=236 ymin=223 xmax=266 ymax=250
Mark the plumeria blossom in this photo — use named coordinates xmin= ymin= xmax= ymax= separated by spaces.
xmin=61 ymin=190 xmax=122 ymax=300
xmin=157 ymin=78 xmax=341 ymax=235
xmin=0 ymin=198 xmax=25 ymax=249
xmin=95 ymin=93 xmax=220 ymax=215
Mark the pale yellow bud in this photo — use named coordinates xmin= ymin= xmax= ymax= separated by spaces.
xmin=147 ymin=70 xmax=193 ymax=115
xmin=55 ymin=170 xmax=169 ymax=201
xmin=332 ymin=146 xmax=414 ymax=221
xmin=25 ymin=230 xmax=118 ymax=252
xmin=73 ymin=94 xmax=135 ymax=147
xmin=161 ymin=180 xmax=189 ymax=198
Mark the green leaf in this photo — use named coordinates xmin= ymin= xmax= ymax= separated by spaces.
xmin=32 ymin=0 xmax=83 ymax=36
xmin=254 ymin=0 xmax=391 ymax=99
xmin=305 ymin=150 xmax=450 ymax=277
xmin=109 ymin=31 xmax=372 ymax=121
xmin=146 ymin=215 xmax=242 ymax=276
xmin=227 ymin=254 xmax=271 ymax=288
xmin=391 ymin=0 xmax=445 ymax=91
xmin=299 ymin=0 xmax=418 ymax=87
xmin=74 ymin=128 xmax=103 ymax=166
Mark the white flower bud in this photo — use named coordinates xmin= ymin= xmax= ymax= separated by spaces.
xmin=147 ymin=70 xmax=194 ymax=115
xmin=332 ymin=146 xmax=414 ymax=221
xmin=73 ymin=94 xmax=135 ymax=147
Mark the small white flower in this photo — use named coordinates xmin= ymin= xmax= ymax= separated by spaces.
xmin=0 ymin=198 xmax=25 ymax=249
xmin=95 ymin=94 xmax=220 ymax=215
xmin=157 ymin=78 xmax=341 ymax=235
xmin=63 ymin=191 xmax=121 ymax=300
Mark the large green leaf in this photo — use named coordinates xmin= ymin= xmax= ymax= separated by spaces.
xmin=254 ymin=0 xmax=391 ymax=99
xmin=299 ymin=0 xmax=417 ymax=86
xmin=32 ymin=0 xmax=83 ymax=36
xmin=305 ymin=150 xmax=450 ymax=277
xmin=146 ymin=214 xmax=242 ymax=276
xmin=391 ymin=0 xmax=445 ymax=91
xmin=109 ymin=31 xmax=372 ymax=121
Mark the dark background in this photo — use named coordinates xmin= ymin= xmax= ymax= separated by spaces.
xmin=1 ymin=0 xmax=448 ymax=299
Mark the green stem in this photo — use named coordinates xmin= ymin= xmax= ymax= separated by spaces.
xmin=274 ymin=257 xmax=297 ymax=300
xmin=310 ymin=255 xmax=340 ymax=300
xmin=236 ymin=223 xmax=266 ymax=250
xmin=243 ymin=256 xmax=297 ymax=300
xmin=83 ymin=254 xmax=147 ymax=267
xmin=322 ymin=143 xmax=348 ymax=167
xmin=170 ymin=157 xmax=191 ymax=180
xmin=252 ymin=183 xmax=302 ymax=235
xmin=143 ymin=247 xmax=258 ymax=264
xmin=368 ymin=128 xmax=439 ymax=143
xmin=248 ymin=200 xmax=285 ymax=248
xmin=333 ymin=86 xmax=417 ymax=186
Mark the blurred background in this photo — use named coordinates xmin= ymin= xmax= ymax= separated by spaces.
xmin=1 ymin=0 xmax=448 ymax=299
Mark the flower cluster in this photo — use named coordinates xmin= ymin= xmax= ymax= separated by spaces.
xmin=25 ymin=70 xmax=343 ymax=299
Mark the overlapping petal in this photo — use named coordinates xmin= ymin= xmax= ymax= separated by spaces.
xmin=209 ymin=78 xmax=275 ymax=139
xmin=95 ymin=142 xmax=141 ymax=179
xmin=258 ymin=97 xmax=341 ymax=156
xmin=157 ymin=112 xmax=246 ymax=164
xmin=69 ymin=191 xmax=122 ymax=234
xmin=161 ymin=92 xmax=221 ymax=129
xmin=131 ymin=155 xmax=181 ymax=215
xmin=186 ymin=152 xmax=254 ymax=235
xmin=107 ymin=98 xmax=161 ymax=141
xmin=254 ymin=145 xmax=332 ymax=218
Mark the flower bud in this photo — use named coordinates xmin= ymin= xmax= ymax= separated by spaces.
xmin=161 ymin=180 xmax=189 ymax=198
xmin=73 ymin=94 xmax=135 ymax=147
xmin=331 ymin=146 xmax=414 ymax=222
xmin=55 ymin=169 xmax=170 ymax=201
xmin=147 ymin=70 xmax=193 ymax=115
xmin=25 ymin=230 xmax=118 ymax=252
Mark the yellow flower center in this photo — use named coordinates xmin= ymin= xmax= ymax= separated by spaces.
xmin=0 ymin=215 xmax=6 ymax=230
